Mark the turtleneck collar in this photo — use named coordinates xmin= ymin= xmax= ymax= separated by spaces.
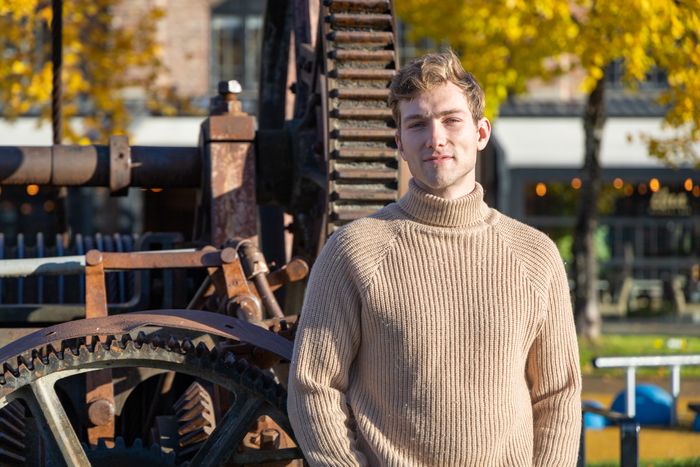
xmin=397 ymin=179 xmax=490 ymax=228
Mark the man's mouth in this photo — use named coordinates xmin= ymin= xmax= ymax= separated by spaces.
xmin=424 ymin=154 xmax=454 ymax=162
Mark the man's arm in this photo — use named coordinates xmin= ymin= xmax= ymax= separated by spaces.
xmin=287 ymin=235 xmax=367 ymax=467
xmin=526 ymin=247 xmax=582 ymax=466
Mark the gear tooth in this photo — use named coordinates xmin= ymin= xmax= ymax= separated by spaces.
xmin=89 ymin=336 xmax=103 ymax=351
xmin=47 ymin=350 xmax=61 ymax=364
xmin=3 ymin=362 xmax=18 ymax=378
xmin=136 ymin=331 xmax=148 ymax=345
xmin=17 ymin=355 xmax=34 ymax=371
xmin=233 ymin=358 xmax=249 ymax=374
xmin=278 ymin=393 xmax=287 ymax=409
xmin=195 ymin=342 xmax=208 ymax=357
xmin=181 ymin=338 xmax=194 ymax=353
xmin=120 ymin=334 xmax=133 ymax=348
xmin=46 ymin=344 xmax=59 ymax=358
xmin=167 ymin=336 xmax=180 ymax=352
xmin=261 ymin=373 xmax=274 ymax=390
xmin=114 ymin=436 xmax=126 ymax=448
xmin=103 ymin=335 xmax=116 ymax=348
xmin=208 ymin=346 xmax=219 ymax=361
xmin=223 ymin=352 xmax=236 ymax=366
xmin=31 ymin=355 xmax=45 ymax=370
xmin=61 ymin=339 xmax=80 ymax=356
xmin=131 ymin=437 xmax=143 ymax=449
xmin=96 ymin=438 xmax=107 ymax=449
xmin=150 ymin=333 xmax=164 ymax=349
xmin=109 ymin=337 xmax=121 ymax=352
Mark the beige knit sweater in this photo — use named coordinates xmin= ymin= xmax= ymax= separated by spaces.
xmin=288 ymin=181 xmax=582 ymax=466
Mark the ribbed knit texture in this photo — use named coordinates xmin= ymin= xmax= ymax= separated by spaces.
xmin=288 ymin=180 xmax=582 ymax=466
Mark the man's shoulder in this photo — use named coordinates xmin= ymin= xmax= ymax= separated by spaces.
xmin=317 ymin=204 xmax=404 ymax=280
xmin=331 ymin=203 xmax=403 ymax=248
xmin=492 ymin=212 xmax=559 ymax=260
xmin=491 ymin=212 xmax=564 ymax=293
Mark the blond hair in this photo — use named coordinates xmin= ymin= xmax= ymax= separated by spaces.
xmin=388 ymin=50 xmax=485 ymax=126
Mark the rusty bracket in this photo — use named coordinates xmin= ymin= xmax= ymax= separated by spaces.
xmin=83 ymin=250 xmax=114 ymax=446
xmin=109 ymin=135 xmax=131 ymax=196
xmin=202 ymin=246 xmax=263 ymax=322
xmin=81 ymin=246 xmax=254 ymax=446
xmin=85 ymin=250 xmax=108 ymax=319
xmin=267 ymin=258 xmax=309 ymax=292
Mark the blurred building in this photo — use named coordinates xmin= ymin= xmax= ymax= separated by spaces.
xmin=492 ymin=64 xmax=700 ymax=316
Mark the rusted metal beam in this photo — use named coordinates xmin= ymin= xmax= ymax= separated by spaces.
xmin=199 ymin=83 xmax=258 ymax=246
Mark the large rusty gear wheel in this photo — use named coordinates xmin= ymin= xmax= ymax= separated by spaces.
xmin=258 ymin=0 xmax=400 ymax=265
xmin=0 ymin=329 xmax=302 ymax=466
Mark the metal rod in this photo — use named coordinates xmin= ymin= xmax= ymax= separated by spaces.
xmin=626 ymin=367 xmax=636 ymax=419
xmin=51 ymin=0 xmax=63 ymax=144
xmin=0 ymin=249 xmax=196 ymax=278
xmin=594 ymin=355 xmax=700 ymax=367
xmin=253 ymin=274 xmax=285 ymax=318
xmin=620 ymin=420 xmax=640 ymax=467
xmin=671 ymin=365 xmax=681 ymax=426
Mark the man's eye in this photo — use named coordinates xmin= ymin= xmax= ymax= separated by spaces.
xmin=444 ymin=118 xmax=461 ymax=124
xmin=407 ymin=122 xmax=425 ymax=129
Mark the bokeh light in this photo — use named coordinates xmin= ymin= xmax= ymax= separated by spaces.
xmin=535 ymin=183 xmax=547 ymax=197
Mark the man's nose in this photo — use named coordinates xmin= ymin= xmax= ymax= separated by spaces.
xmin=428 ymin=120 xmax=447 ymax=148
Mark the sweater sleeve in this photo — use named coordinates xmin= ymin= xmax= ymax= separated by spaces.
xmin=287 ymin=234 xmax=367 ymax=467
xmin=526 ymin=247 xmax=582 ymax=466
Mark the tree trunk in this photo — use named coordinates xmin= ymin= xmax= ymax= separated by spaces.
xmin=573 ymin=76 xmax=606 ymax=340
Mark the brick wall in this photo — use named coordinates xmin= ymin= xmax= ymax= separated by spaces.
xmin=114 ymin=0 xmax=211 ymax=99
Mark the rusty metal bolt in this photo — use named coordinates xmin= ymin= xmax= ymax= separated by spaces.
xmin=220 ymin=247 xmax=238 ymax=264
xmin=218 ymin=80 xmax=242 ymax=95
xmin=85 ymin=250 xmax=103 ymax=266
xmin=87 ymin=399 xmax=115 ymax=426
xmin=260 ymin=429 xmax=280 ymax=449
xmin=226 ymin=294 xmax=262 ymax=322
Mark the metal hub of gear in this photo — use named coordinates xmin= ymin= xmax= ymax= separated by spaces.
xmin=0 ymin=327 xmax=302 ymax=466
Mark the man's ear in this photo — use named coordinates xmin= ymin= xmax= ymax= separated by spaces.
xmin=395 ymin=130 xmax=405 ymax=160
xmin=476 ymin=117 xmax=491 ymax=151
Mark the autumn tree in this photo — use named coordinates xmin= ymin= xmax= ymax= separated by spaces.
xmin=397 ymin=0 xmax=700 ymax=339
xmin=0 ymin=0 xmax=181 ymax=144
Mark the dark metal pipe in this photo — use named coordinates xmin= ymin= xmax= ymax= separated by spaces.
xmin=0 ymin=146 xmax=201 ymax=188
xmin=131 ymin=146 xmax=202 ymax=188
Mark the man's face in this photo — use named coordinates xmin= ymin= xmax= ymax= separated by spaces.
xmin=395 ymin=82 xmax=491 ymax=199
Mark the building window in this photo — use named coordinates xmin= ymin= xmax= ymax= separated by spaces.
xmin=210 ymin=1 xmax=266 ymax=113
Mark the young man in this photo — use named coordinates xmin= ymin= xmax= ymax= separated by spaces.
xmin=288 ymin=51 xmax=582 ymax=466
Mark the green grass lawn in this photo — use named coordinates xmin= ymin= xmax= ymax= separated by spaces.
xmin=579 ymin=334 xmax=700 ymax=377
xmin=590 ymin=460 xmax=700 ymax=467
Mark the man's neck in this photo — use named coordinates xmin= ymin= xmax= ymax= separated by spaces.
xmin=413 ymin=178 xmax=476 ymax=200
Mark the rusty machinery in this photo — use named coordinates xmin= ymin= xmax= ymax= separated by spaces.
xmin=0 ymin=0 xmax=402 ymax=465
